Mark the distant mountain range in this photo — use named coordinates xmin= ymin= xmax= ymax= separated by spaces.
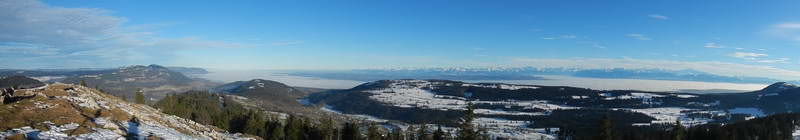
xmin=165 ymin=66 xmax=210 ymax=75
xmin=0 ymin=65 xmax=220 ymax=100
xmin=0 ymin=76 xmax=45 ymax=89
xmin=308 ymin=79 xmax=800 ymax=139
xmin=288 ymin=67 xmax=794 ymax=84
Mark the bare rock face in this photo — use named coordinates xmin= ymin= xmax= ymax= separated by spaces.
xmin=0 ymin=83 xmax=255 ymax=140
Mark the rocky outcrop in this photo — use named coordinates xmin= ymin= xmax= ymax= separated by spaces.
xmin=0 ymin=83 xmax=255 ymax=139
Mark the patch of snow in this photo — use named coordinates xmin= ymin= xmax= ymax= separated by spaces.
xmin=31 ymin=76 xmax=66 ymax=82
xmin=0 ymin=122 xmax=86 ymax=140
xmin=473 ymin=118 xmax=555 ymax=140
xmin=627 ymin=107 xmax=711 ymax=127
xmin=673 ymin=94 xmax=698 ymax=98
xmin=463 ymin=83 xmax=540 ymax=90
xmin=728 ymin=107 xmax=766 ymax=117
xmin=33 ymin=102 xmax=55 ymax=109
xmin=571 ymin=96 xmax=589 ymax=99
xmin=630 ymin=92 xmax=666 ymax=98
xmin=474 ymin=109 xmax=548 ymax=116
xmin=498 ymin=84 xmax=540 ymax=90
xmin=687 ymin=101 xmax=720 ymax=107
xmin=321 ymin=105 xmax=389 ymax=123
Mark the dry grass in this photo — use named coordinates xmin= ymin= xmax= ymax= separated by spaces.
xmin=0 ymin=84 xmax=134 ymax=136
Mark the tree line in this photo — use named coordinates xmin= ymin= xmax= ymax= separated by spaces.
xmin=154 ymin=91 xmax=490 ymax=140
xmin=568 ymin=113 xmax=800 ymax=140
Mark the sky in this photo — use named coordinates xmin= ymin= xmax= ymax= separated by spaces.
xmin=2 ymin=0 xmax=800 ymax=80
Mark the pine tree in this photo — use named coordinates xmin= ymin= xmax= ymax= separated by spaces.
xmin=367 ymin=123 xmax=382 ymax=140
xmin=320 ymin=117 xmax=336 ymax=140
xmin=134 ymin=89 xmax=146 ymax=104
xmin=671 ymin=120 xmax=686 ymax=140
xmin=80 ymin=80 xmax=87 ymax=87
xmin=387 ymin=128 xmax=404 ymax=140
xmin=457 ymin=102 xmax=484 ymax=140
xmin=342 ymin=122 xmax=361 ymax=140
xmin=433 ymin=125 xmax=446 ymax=140
xmin=285 ymin=115 xmax=303 ymax=140
xmin=267 ymin=121 xmax=285 ymax=140
xmin=244 ymin=111 xmax=267 ymax=137
xmin=597 ymin=115 xmax=614 ymax=140
xmin=417 ymin=124 xmax=430 ymax=140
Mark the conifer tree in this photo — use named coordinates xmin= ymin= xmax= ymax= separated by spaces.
xmin=672 ymin=120 xmax=686 ymax=140
xmin=433 ymin=125 xmax=446 ymax=140
xmin=457 ymin=102 xmax=485 ymax=140
xmin=367 ymin=123 xmax=382 ymax=140
xmin=267 ymin=121 xmax=285 ymax=140
xmin=134 ymin=89 xmax=146 ymax=104
xmin=285 ymin=115 xmax=303 ymax=140
xmin=320 ymin=117 xmax=336 ymax=140
xmin=417 ymin=124 xmax=430 ymax=140
xmin=597 ymin=115 xmax=613 ymax=140
xmin=80 ymin=80 xmax=87 ymax=87
xmin=388 ymin=128 xmax=404 ymax=140
xmin=342 ymin=122 xmax=361 ymax=140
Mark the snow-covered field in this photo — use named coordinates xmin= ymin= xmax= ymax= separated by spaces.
xmin=198 ymin=70 xmax=363 ymax=89
xmin=728 ymin=107 xmax=766 ymax=118
xmin=625 ymin=107 xmax=719 ymax=127
xmin=473 ymin=118 xmax=555 ymax=140
xmin=320 ymin=105 xmax=391 ymax=123
xmin=365 ymin=80 xmax=579 ymax=116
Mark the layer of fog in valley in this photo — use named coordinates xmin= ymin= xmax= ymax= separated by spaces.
xmin=199 ymin=70 xmax=767 ymax=93
xmin=196 ymin=69 xmax=363 ymax=89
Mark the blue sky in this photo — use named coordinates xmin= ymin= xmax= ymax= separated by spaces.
xmin=3 ymin=0 xmax=800 ymax=79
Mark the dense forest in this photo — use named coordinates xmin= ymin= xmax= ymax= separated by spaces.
xmin=154 ymin=91 xmax=489 ymax=140
xmin=559 ymin=113 xmax=800 ymax=140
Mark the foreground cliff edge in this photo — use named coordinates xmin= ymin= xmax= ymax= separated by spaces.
xmin=0 ymin=83 xmax=255 ymax=139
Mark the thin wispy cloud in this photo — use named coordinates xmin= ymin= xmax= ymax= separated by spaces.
xmin=730 ymin=52 xmax=768 ymax=60
xmin=0 ymin=0 xmax=255 ymax=68
xmin=270 ymin=40 xmax=304 ymax=46
xmin=626 ymin=34 xmax=652 ymax=40
xmin=704 ymin=43 xmax=726 ymax=48
xmin=753 ymin=58 xmax=791 ymax=64
xmin=648 ymin=14 xmax=669 ymax=20
xmin=541 ymin=35 xmax=577 ymax=40
xmin=578 ymin=42 xmax=606 ymax=49
xmin=765 ymin=22 xmax=800 ymax=43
